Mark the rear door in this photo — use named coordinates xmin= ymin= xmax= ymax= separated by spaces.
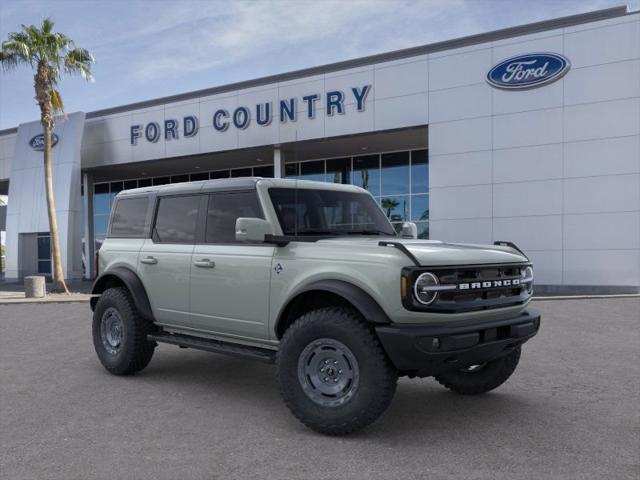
xmin=189 ymin=190 xmax=274 ymax=340
xmin=138 ymin=194 xmax=202 ymax=328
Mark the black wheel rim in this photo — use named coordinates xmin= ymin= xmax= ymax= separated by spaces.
xmin=100 ymin=307 xmax=124 ymax=355
xmin=297 ymin=338 xmax=360 ymax=407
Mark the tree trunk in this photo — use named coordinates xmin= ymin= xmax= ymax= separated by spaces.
xmin=43 ymin=122 xmax=69 ymax=293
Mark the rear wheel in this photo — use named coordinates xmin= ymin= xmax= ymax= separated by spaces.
xmin=92 ymin=287 xmax=155 ymax=375
xmin=434 ymin=347 xmax=521 ymax=395
xmin=277 ymin=307 xmax=397 ymax=435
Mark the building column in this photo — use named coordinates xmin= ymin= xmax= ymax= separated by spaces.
xmin=273 ymin=147 xmax=286 ymax=178
xmin=82 ymin=171 xmax=95 ymax=280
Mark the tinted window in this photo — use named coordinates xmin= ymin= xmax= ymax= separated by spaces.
xmin=205 ymin=192 xmax=263 ymax=243
xmin=153 ymin=195 xmax=200 ymax=243
xmin=110 ymin=197 xmax=149 ymax=237
xmin=269 ymin=188 xmax=395 ymax=236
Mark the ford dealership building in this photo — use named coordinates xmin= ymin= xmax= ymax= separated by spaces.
xmin=0 ymin=6 xmax=639 ymax=293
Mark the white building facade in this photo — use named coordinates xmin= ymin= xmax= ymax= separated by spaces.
xmin=0 ymin=6 xmax=638 ymax=293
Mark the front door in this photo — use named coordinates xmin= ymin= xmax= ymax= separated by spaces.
xmin=138 ymin=194 xmax=201 ymax=329
xmin=190 ymin=191 xmax=273 ymax=340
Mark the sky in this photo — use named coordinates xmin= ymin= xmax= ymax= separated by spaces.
xmin=0 ymin=0 xmax=636 ymax=130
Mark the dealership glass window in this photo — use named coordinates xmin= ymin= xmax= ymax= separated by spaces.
xmin=299 ymin=160 xmax=325 ymax=182
xmin=138 ymin=178 xmax=152 ymax=187
xmin=411 ymin=194 xmax=429 ymax=222
xmin=110 ymin=181 xmax=124 ymax=193
xmin=285 ymin=163 xmax=299 ymax=178
xmin=352 ymin=155 xmax=380 ymax=196
xmin=124 ymin=180 xmax=138 ymax=190
xmin=153 ymin=195 xmax=200 ymax=244
xmin=415 ymin=222 xmax=429 ymax=239
xmin=326 ymin=157 xmax=350 ymax=184
xmin=37 ymin=232 xmax=51 ymax=275
xmin=153 ymin=176 xmax=170 ymax=186
xmin=411 ymin=149 xmax=428 ymax=193
xmin=205 ymin=192 xmax=263 ymax=243
xmin=231 ymin=168 xmax=252 ymax=178
xmin=93 ymin=183 xmax=113 ymax=251
xmin=93 ymin=183 xmax=111 ymax=214
xmin=253 ymin=165 xmax=274 ymax=178
xmin=380 ymin=195 xmax=409 ymax=224
xmin=171 ymin=174 xmax=189 ymax=184
xmin=381 ymin=152 xmax=410 ymax=195
xmin=110 ymin=197 xmax=149 ymax=237
xmin=211 ymin=170 xmax=230 ymax=179
xmin=189 ymin=172 xmax=209 ymax=182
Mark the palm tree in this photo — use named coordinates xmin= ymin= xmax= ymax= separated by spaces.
xmin=380 ymin=198 xmax=399 ymax=218
xmin=0 ymin=18 xmax=94 ymax=292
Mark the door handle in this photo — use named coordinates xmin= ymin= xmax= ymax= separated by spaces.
xmin=140 ymin=256 xmax=158 ymax=265
xmin=194 ymin=259 xmax=215 ymax=268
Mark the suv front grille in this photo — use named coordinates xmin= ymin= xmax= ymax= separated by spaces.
xmin=403 ymin=263 xmax=532 ymax=314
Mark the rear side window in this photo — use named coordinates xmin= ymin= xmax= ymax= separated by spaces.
xmin=153 ymin=195 xmax=200 ymax=244
xmin=109 ymin=197 xmax=149 ymax=237
xmin=205 ymin=191 xmax=263 ymax=243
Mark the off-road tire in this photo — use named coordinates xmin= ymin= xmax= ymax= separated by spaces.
xmin=92 ymin=287 xmax=155 ymax=375
xmin=277 ymin=307 xmax=398 ymax=435
xmin=434 ymin=347 xmax=521 ymax=395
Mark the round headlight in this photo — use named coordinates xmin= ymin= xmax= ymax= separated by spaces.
xmin=414 ymin=272 xmax=440 ymax=305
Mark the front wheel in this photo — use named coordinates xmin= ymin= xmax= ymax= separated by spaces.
xmin=277 ymin=307 xmax=398 ymax=435
xmin=92 ymin=287 xmax=155 ymax=375
xmin=434 ymin=347 xmax=521 ymax=395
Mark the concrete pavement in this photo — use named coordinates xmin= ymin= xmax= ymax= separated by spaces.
xmin=0 ymin=298 xmax=638 ymax=479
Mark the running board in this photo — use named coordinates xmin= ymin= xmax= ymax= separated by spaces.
xmin=148 ymin=332 xmax=276 ymax=364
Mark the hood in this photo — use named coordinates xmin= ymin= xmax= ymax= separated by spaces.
xmin=315 ymin=237 xmax=528 ymax=266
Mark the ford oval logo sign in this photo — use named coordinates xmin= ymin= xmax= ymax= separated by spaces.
xmin=487 ymin=53 xmax=570 ymax=90
xmin=29 ymin=133 xmax=59 ymax=151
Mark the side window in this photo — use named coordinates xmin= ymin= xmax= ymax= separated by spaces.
xmin=109 ymin=197 xmax=149 ymax=237
xmin=153 ymin=195 xmax=200 ymax=244
xmin=205 ymin=191 xmax=263 ymax=243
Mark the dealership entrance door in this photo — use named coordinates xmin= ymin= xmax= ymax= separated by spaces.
xmin=16 ymin=232 xmax=51 ymax=279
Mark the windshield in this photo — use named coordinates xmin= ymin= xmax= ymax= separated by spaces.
xmin=269 ymin=187 xmax=396 ymax=236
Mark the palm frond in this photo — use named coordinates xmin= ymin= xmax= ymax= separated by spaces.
xmin=0 ymin=51 xmax=20 ymax=70
xmin=64 ymin=47 xmax=94 ymax=81
xmin=41 ymin=17 xmax=54 ymax=35
xmin=50 ymin=88 xmax=64 ymax=113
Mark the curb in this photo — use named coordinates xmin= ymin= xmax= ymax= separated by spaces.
xmin=0 ymin=296 xmax=92 ymax=305
xmin=532 ymin=294 xmax=640 ymax=301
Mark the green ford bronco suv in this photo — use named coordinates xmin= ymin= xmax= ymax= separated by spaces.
xmin=91 ymin=177 xmax=540 ymax=435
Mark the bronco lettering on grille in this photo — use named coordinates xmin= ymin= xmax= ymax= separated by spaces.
xmin=458 ymin=278 xmax=521 ymax=290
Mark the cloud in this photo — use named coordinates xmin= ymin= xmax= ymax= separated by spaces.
xmin=88 ymin=0 xmax=472 ymax=81
xmin=0 ymin=0 xmax=626 ymax=129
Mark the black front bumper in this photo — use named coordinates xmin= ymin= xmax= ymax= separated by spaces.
xmin=375 ymin=308 xmax=541 ymax=377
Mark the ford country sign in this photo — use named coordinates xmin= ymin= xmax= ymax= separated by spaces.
xmin=29 ymin=133 xmax=59 ymax=151
xmin=487 ymin=53 xmax=570 ymax=90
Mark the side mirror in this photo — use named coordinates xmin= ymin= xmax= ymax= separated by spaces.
xmin=235 ymin=217 xmax=272 ymax=243
xmin=400 ymin=222 xmax=418 ymax=239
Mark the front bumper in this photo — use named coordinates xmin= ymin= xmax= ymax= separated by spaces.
xmin=375 ymin=308 xmax=541 ymax=377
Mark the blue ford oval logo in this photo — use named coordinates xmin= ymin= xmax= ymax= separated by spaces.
xmin=29 ymin=133 xmax=59 ymax=151
xmin=487 ymin=53 xmax=570 ymax=90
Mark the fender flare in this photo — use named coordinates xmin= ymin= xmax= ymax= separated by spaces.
xmin=90 ymin=267 xmax=154 ymax=321
xmin=276 ymin=279 xmax=391 ymax=336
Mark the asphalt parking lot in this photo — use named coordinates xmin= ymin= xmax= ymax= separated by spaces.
xmin=1 ymin=298 xmax=638 ymax=480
